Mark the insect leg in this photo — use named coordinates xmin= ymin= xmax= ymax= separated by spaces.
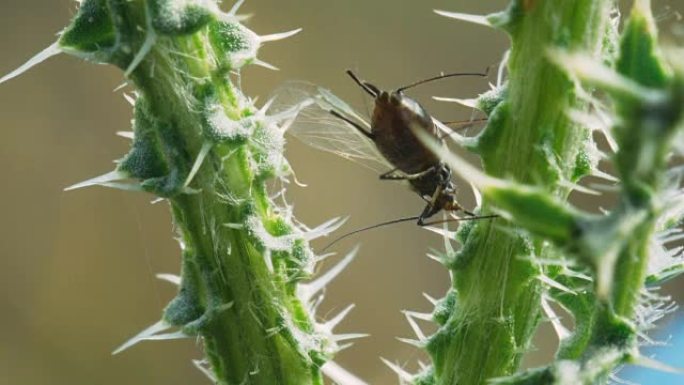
xmin=416 ymin=205 xmax=433 ymax=226
xmin=379 ymin=168 xmax=405 ymax=180
xmin=416 ymin=184 xmax=445 ymax=225
xmin=420 ymin=199 xmax=499 ymax=226
xmin=379 ymin=165 xmax=438 ymax=181
xmin=329 ymin=110 xmax=375 ymax=140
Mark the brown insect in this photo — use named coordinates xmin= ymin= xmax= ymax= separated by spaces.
xmin=273 ymin=70 xmax=495 ymax=249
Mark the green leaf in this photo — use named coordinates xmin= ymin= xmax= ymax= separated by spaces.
xmin=59 ymin=0 xmax=117 ymax=56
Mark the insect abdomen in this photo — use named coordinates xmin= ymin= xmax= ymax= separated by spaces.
xmin=371 ymin=92 xmax=440 ymax=174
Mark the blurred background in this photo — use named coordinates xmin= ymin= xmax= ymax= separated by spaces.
xmin=1 ymin=1 xmax=683 ymax=384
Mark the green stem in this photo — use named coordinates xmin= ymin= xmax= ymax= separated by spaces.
xmin=52 ymin=1 xmax=334 ymax=384
xmin=428 ymin=2 xmax=615 ymax=384
xmin=448 ymin=1 xmax=684 ymax=383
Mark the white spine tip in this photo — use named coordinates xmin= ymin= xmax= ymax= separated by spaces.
xmin=402 ymin=310 xmax=433 ymax=321
xmin=228 ymin=0 xmax=247 ymax=16
xmin=292 ymin=172 xmax=308 ymax=187
xmin=156 ymin=273 xmax=181 ymax=286
xmin=333 ymin=333 xmax=369 ymax=342
xmin=321 ymin=361 xmax=369 ymax=385
xmin=433 ymin=96 xmax=479 ymax=109
xmin=470 ymin=181 xmax=483 ymax=207
xmin=124 ymin=29 xmax=156 ymax=77
xmin=380 ymin=358 xmax=414 ymax=383
xmin=113 ymin=320 xmax=172 ymax=355
xmin=123 ymin=93 xmax=137 ymax=106
xmin=403 ymin=310 xmax=428 ymax=340
xmin=592 ymin=169 xmax=619 ymax=183
xmin=558 ymin=180 xmax=601 ymax=196
xmin=432 ymin=118 xmax=467 ymax=145
xmin=423 ymin=292 xmax=438 ymax=305
xmin=112 ymin=82 xmax=128 ymax=92
xmin=433 ymin=10 xmax=492 ymax=27
xmin=396 ymin=337 xmax=425 ymax=348
xmin=323 ymin=304 xmax=356 ymax=331
xmin=423 ymin=226 xmax=457 ymax=239
xmin=541 ymin=295 xmax=571 ymax=341
xmin=538 ymin=275 xmax=577 ymax=295
xmin=253 ymin=59 xmax=280 ymax=71
xmin=0 ymin=42 xmax=62 ymax=85
xmin=259 ymin=28 xmax=303 ymax=43
xmin=64 ymin=170 xmax=129 ymax=191
xmin=299 ymin=246 xmax=358 ymax=301
xmin=259 ymin=97 xmax=276 ymax=115
xmin=183 ymin=142 xmax=213 ymax=188
xmin=633 ymin=355 xmax=684 ymax=374
xmin=116 ymin=131 xmax=135 ymax=140
xmin=302 ymin=216 xmax=348 ymax=241
xmin=192 ymin=359 xmax=218 ymax=382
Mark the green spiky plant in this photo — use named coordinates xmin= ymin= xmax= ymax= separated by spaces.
xmin=2 ymin=0 xmax=683 ymax=385
xmin=2 ymin=1 xmax=363 ymax=384
xmin=407 ymin=1 xmax=684 ymax=384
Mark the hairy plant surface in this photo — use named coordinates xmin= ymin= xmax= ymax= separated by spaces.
xmin=2 ymin=0 xmax=683 ymax=385
xmin=406 ymin=1 xmax=684 ymax=384
xmin=1 ymin=1 xmax=364 ymax=384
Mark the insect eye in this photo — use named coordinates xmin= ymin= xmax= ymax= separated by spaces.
xmin=389 ymin=93 xmax=402 ymax=106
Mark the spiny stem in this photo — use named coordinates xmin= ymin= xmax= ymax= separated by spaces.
xmin=423 ymin=2 xmax=616 ymax=384
xmin=420 ymin=1 xmax=684 ymax=384
xmin=2 ymin=1 xmax=359 ymax=384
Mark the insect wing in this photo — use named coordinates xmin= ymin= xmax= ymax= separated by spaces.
xmin=269 ymin=82 xmax=392 ymax=173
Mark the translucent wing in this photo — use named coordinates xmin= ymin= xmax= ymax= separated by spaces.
xmin=269 ymin=81 xmax=393 ymax=173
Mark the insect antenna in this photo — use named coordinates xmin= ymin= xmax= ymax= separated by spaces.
xmin=419 ymin=214 xmax=499 ymax=227
xmin=329 ymin=110 xmax=374 ymax=139
xmin=321 ymin=215 xmax=421 ymax=252
xmin=346 ymin=70 xmax=380 ymax=97
xmin=441 ymin=118 xmax=488 ymax=127
xmin=320 ymin=213 xmax=498 ymax=252
xmin=396 ymin=68 xmax=490 ymax=93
